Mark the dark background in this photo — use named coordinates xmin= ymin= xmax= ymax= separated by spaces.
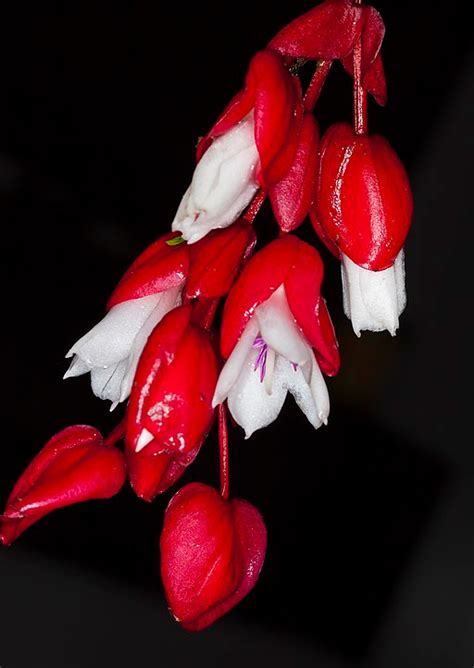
xmin=1 ymin=2 xmax=473 ymax=666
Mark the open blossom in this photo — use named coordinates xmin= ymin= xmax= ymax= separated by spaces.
xmin=313 ymin=122 xmax=413 ymax=335
xmin=213 ymin=236 xmax=339 ymax=438
xmin=64 ymin=233 xmax=189 ymax=408
xmin=172 ymin=49 xmax=303 ymax=244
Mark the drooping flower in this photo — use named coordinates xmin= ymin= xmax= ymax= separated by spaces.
xmin=213 ymin=236 xmax=339 ymax=438
xmin=0 ymin=425 xmax=126 ymax=545
xmin=64 ymin=232 xmax=189 ymax=408
xmin=160 ymin=483 xmax=267 ymax=631
xmin=172 ymin=49 xmax=303 ymax=243
xmin=313 ymin=122 xmax=413 ymax=335
xmin=125 ymin=305 xmax=218 ymax=501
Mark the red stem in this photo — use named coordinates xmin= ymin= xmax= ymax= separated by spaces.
xmin=353 ymin=1 xmax=368 ymax=135
xmin=218 ymin=403 xmax=230 ymax=500
xmin=304 ymin=59 xmax=332 ymax=112
xmin=104 ymin=419 xmax=126 ymax=448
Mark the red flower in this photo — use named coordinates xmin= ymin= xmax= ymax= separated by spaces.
xmin=1 ymin=425 xmax=126 ymax=546
xmin=160 ymin=483 xmax=267 ymax=631
xmin=126 ymin=306 xmax=218 ymax=501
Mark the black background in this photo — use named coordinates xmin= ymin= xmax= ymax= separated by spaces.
xmin=1 ymin=2 xmax=473 ymax=667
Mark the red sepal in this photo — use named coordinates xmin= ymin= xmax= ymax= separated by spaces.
xmin=269 ymin=114 xmax=320 ymax=233
xmin=0 ymin=425 xmax=126 ymax=546
xmin=160 ymin=483 xmax=267 ymax=631
xmin=185 ymin=220 xmax=256 ymax=300
xmin=126 ymin=307 xmax=218 ymax=501
xmin=221 ymin=236 xmax=340 ymax=376
xmin=316 ymin=122 xmax=413 ymax=270
xmin=196 ymin=50 xmax=303 ymax=188
xmin=107 ymin=232 xmax=189 ymax=309
xmin=268 ymin=0 xmax=364 ymax=61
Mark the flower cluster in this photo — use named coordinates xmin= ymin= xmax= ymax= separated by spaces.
xmin=1 ymin=0 xmax=412 ymax=631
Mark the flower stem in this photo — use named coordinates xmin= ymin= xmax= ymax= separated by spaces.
xmin=353 ymin=0 xmax=368 ymax=135
xmin=304 ymin=59 xmax=332 ymax=112
xmin=218 ymin=403 xmax=230 ymax=500
xmin=104 ymin=419 xmax=126 ymax=448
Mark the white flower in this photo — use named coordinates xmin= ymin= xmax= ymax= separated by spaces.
xmin=172 ymin=113 xmax=260 ymax=244
xmin=64 ymin=287 xmax=181 ymax=409
xmin=341 ymin=249 xmax=406 ymax=336
xmin=212 ymin=286 xmax=329 ymax=438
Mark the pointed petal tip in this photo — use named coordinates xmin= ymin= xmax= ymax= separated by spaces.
xmin=109 ymin=401 xmax=119 ymax=413
xmin=135 ymin=428 xmax=155 ymax=453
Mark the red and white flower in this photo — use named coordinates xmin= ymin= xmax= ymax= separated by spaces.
xmin=313 ymin=122 xmax=413 ymax=335
xmin=172 ymin=49 xmax=303 ymax=243
xmin=213 ymin=236 xmax=339 ymax=437
xmin=64 ymin=233 xmax=189 ymax=408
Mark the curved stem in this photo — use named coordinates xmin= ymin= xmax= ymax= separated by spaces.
xmin=218 ymin=403 xmax=230 ymax=500
xmin=353 ymin=1 xmax=368 ymax=135
xmin=104 ymin=418 xmax=126 ymax=448
xmin=304 ymin=60 xmax=332 ymax=112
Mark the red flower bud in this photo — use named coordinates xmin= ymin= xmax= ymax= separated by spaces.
xmin=107 ymin=232 xmax=189 ymax=309
xmin=197 ymin=49 xmax=303 ymax=188
xmin=314 ymin=122 xmax=413 ymax=271
xmin=185 ymin=219 xmax=256 ymax=300
xmin=0 ymin=426 xmax=126 ymax=546
xmin=269 ymin=113 xmax=320 ymax=232
xmin=160 ymin=483 xmax=267 ymax=631
xmin=126 ymin=306 xmax=218 ymax=501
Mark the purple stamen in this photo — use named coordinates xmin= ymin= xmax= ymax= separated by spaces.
xmin=252 ymin=335 xmax=268 ymax=383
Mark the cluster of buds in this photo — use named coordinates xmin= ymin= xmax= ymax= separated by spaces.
xmin=1 ymin=0 xmax=412 ymax=631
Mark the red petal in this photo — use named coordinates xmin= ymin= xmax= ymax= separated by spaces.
xmin=197 ymin=50 xmax=303 ymax=188
xmin=269 ymin=114 xmax=320 ymax=232
xmin=284 ymin=240 xmax=340 ymax=376
xmin=126 ymin=307 xmax=218 ymax=499
xmin=185 ymin=220 xmax=256 ymax=300
xmin=316 ymin=122 xmax=413 ymax=270
xmin=268 ymin=0 xmax=364 ymax=60
xmin=1 ymin=425 xmax=126 ymax=545
xmin=309 ymin=201 xmax=341 ymax=259
xmin=220 ymin=236 xmax=300 ymax=359
xmin=363 ymin=53 xmax=387 ymax=106
xmin=125 ymin=450 xmax=189 ymax=502
xmin=107 ymin=232 xmax=189 ymax=309
xmin=160 ymin=483 xmax=267 ymax=631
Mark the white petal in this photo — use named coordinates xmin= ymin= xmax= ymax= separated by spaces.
xmin=135 ymin=428 xmax=155 ymax=453
xmin=281 ymin=352 xmax=329 ymax=430
xmin=117 ymin=286 xmax=182 ymax=403
xmin=67 ymin=293 xmax=162 ymax=368
xmin=90 ymin=360 xmax=128 ymax=403
xmin=212 ymin=318 xmax=259 ymax=407
xmin=172 ymin=114 xmax=259 ymax=244
xmin=227 ymin=345 xmax=287 ymax=439
xmin=341 ymin=250 xmax=406 ymax=336
xmin=256 ymin=285 xmax=311 ymax=368
xmin=63 ymin=356 xmax=90 ymax=379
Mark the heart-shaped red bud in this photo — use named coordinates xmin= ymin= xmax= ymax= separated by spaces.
xmin=160 ymin=483 xmax=267 ymax=631
xmin=1 ymin=425 xmax=126 ymax=546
